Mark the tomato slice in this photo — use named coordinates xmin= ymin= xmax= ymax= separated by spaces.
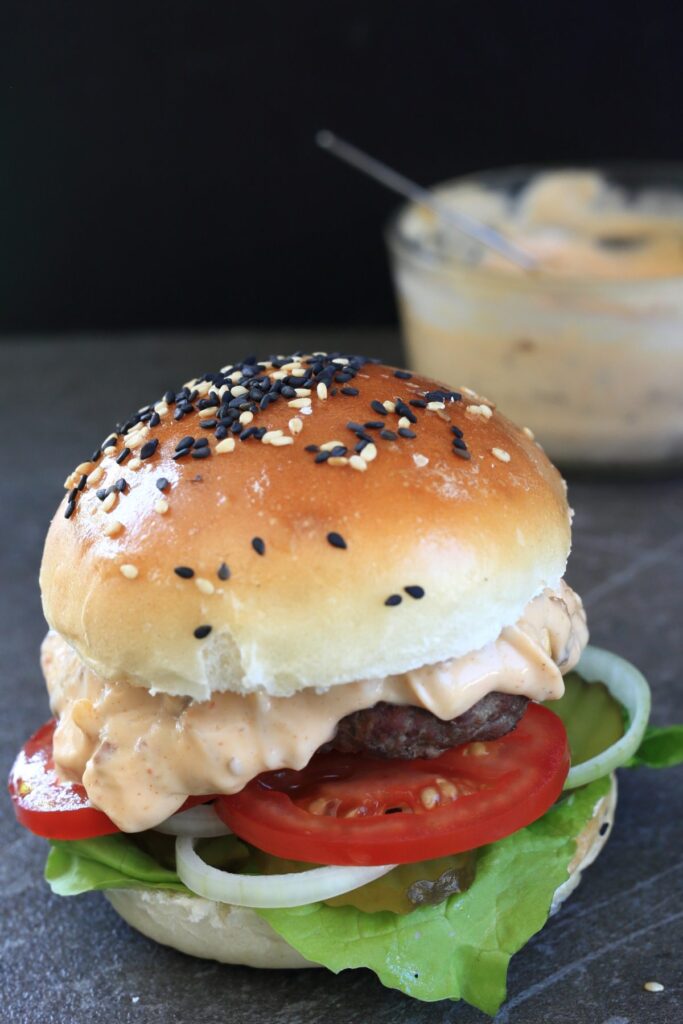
xmin=8 ymin=719 xmax=120 ymax=840
xmin=216 ymin=703 xmax=570 ymax=866
xmin=9 ymin=719 xmax=215 ymax=840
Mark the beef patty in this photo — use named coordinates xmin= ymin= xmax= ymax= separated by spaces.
xmin=330 ymin=692 xmax=529 ymax=759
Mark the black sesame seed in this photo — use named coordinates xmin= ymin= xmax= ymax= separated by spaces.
xmin=398 ymin=428 xmax=416 ymax=439
xmin=371 ymin=400 xmax=387 ymax=416
xmin=217 ymin=562 xmax=230 ymax=581
xmin=453 ymin=448 xmax=472 ymax=460
xmin=193 ymin=437 xmax=209 ymax=449
xmin=199 ymin=419 xmax=217 ymax=429
xmin=341 ymin=386 xmax=359 ymax=396
xmin=173 ymin=448 xmax=190 ymax=460
xmin=214 ymin=425 xmax=228 ymax=440
xmin=453 ymin=438 xmax=468 ymax=450
xmin=176 ymin=436 xmax=194 ymax=452
xmin=305 ymin=444 xmax=320 ymax=453
xmin=451 ymin=425 xmax=464 ymax=438
xmin=115 ymin=478 xmax=127 ymax=493
xmin=330 ymin=445 xmax=347 ymax=457
xmin=354 ymin=440 xmax=368 ymax=453
xmin=395 ymin=400 xmax=417 ymax=424
xmin=384 ymin=594 xmax=402 ymax=607
xmin=364 ymin=421 xmax=385 ymax=430
xmin=191 ymin=447 xmax=211 ymax=459
xmin=64 ymin=500 xmax=75 ymax=519
xmin=163 ymin=390 xmax=175 ymax=404
xmin=252 ymin=537 xmax=266 ymax=556
xmin=68 ymin=487 xmax=79 ymax=503
xmin=96 ymin=488 xmax=107 ymax=500
xmin=327 ymin=531 xmax=347 ymax=550
xmin=149 ymin=412 xmax=161 ymax=427
xmin=102 ymin=436 xmax=118 ymax=451
xmin=140 ymin=439 xmax=159 ymax=460
xmin=599 ymin=822 xmax=610 ymax=836
xmin=77 ymin=474 xmax=88 ymax=491
xmin=409 ymin=399 xmax=427 ymax=409
xmin=394 ymin=370 xmax=413 ymax=379
xmin=380 ymin=430 xmax=397 ymax=442
xmin=240 ymin=427 xmax=260 ymax=441
xmin=315 ymin=451 xmax=331 ymax=463
xmin=115 ymin=447 xmax=131 ymax=465
xmin=174 ymin=566 xmax=195 ymax=579
xmin=156 ymin=477 xmax=169 ymax=491
xmin=194 ymin=625 xmax=212 ymax=639
xmin=231 ymin=421 xmax=244 ymax=434
xmin=404 ymin=585 xmax=425 ymax=599
xmin=346 ymin=421 xmax=365 ymax=432
xmin=91 ymin=448 xmax=102 ymax=463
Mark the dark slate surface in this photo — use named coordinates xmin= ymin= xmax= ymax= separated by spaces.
xmin=1 ymin=335 xmax=681 ymax=1024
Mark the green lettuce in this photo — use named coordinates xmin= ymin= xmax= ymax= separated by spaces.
xmin=626 ymin=724 xmax=683 ymax=768
xmin=46 ymin=834 xmax=189 ymax=896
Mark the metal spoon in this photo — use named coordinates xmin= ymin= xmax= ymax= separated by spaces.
xmin=316 ymin=130 xmax=537 ymax=271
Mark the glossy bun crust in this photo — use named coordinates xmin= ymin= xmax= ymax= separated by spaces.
xmin=40 ymin=354 xmax=571 ymax=699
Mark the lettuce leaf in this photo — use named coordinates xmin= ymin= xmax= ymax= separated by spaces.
xmin=45 ymin=834 xmax=189 ymax=896
xmin=258 ymin=776 xmax=610 ymax=1015
xmin=627 ymin=724 xmax=683 ymax=768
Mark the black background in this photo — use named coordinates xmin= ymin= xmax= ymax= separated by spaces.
xmin=2 ymin=1 xmax=682 ymax=333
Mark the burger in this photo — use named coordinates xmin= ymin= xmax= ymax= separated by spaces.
xmin=9 ymin=352 xmax=676 ymax=1015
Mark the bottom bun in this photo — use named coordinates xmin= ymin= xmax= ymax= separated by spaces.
xmin=106 ymin=774 xmax=617 ymax=969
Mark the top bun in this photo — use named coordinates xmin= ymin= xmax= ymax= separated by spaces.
xmin=40 ymin=353 xmax=571 ymax=700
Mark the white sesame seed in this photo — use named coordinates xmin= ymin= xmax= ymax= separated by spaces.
xmin=194 ymin=381 xmax=211 ymax=396
xmin=270 ymin=370 xmax=287 ymax=381
xmin=360 ymin=442 xmax=377 ymax=463
xmin=154 ymin=401 xmax=169 ymax=416
xmin=349 ymin=455 xmax=368 ymax=471
xmin=328 ymin=456 xmax=348 ymax=466
xmin=332 ymin=357 xmax=349 ymax=365
xmin=290 ymin=367 xmax=307 ymax=377
xmin=261 ymin=430 xmax=284 ymax=444
xmin=198 ymin=406 xmax=217 ymax=419
xmin=128 ymin=457 xmax=142 ymax=470
xmin=103 ymin=518 xmax=123 ymax=537
xmin=491 ymin=447 xmax=511 ymax=463
xmin=426 ymin=401 xmax=446 ymax=411
xmin=239 ymin=410 xmax=254 ymax=425
xmin=413 ymin=453 xmax=429 ymax=468
xmin=87 ymin=466 xmax=105 ymax=486
xmin=216 ymin=437 xmax=236 ymax=454
xmin=320 ymin=440 xmax=346 ymax=452
xmin=231 ymin=385 xmax=248 ymax=397
xmin=316 ymin=382 xmax=328 ymax=400
xmin=384 ymin=400 xmax=396 ymax=413
xmin=74 ymin=461 xmax=94 ymax=476
xmin=461 ymin=386 xmax=478 ymax=398
xmin=420 ymin=787 xmax=440 ymax=809
xmin=522 ymin=425 xmax=535 ymax=440
xmin=220 ymin=364 xmax=233 ymax=374
xmin=643 ymin=981 xmax=664 ymax=993
xmin=398 ymin=417 xmax=411 ymax=429
xmin=229 ymin=371 xmax=242 ymax=383
xmin=101 ymin=492 xmax=117 ymax=512
xmin=270 ymin=435 xmax=294 ymax=446
xmin=154 ymin=498 xmax=169 ymax=514
xmin=300 ymin=405 xmax=312 ymax=415
xmin=287 ymin=398 xmax=311 ymax=409
xmin=288 ymin=417 xmax=303 ymax=434
xmin=120 ymin=563 xmax=139 ymax=579
xmin=467 ymin=403 xmax=493 ymax=418
xmin=63 ymin=473 xmax=78 ymax=490
xmin=294 ymin=388 xmax=312 ymax=397
xmin=195 ymin=577 xmax=215 ymax=595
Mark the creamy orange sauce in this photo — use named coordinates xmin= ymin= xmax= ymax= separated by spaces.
xmin=44 ymin=581 xmax=587 ymax=832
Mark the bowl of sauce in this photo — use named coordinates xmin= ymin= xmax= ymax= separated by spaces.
xmin=387 ymin=164 xmax=683 ymax=469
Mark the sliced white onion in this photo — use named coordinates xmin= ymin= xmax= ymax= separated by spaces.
xmin=564 ymin=645 xmax=651 ymax=790
xmin=176 ymin=835 xmax=395 ymax=908
xmin=155 ymin=803 xmax=232 ymax=837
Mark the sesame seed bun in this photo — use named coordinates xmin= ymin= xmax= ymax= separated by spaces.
xmin=104 ymin=775 xmax=617 ymax=969
xmin=40 ymin=355 xmax=571 ymax=700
